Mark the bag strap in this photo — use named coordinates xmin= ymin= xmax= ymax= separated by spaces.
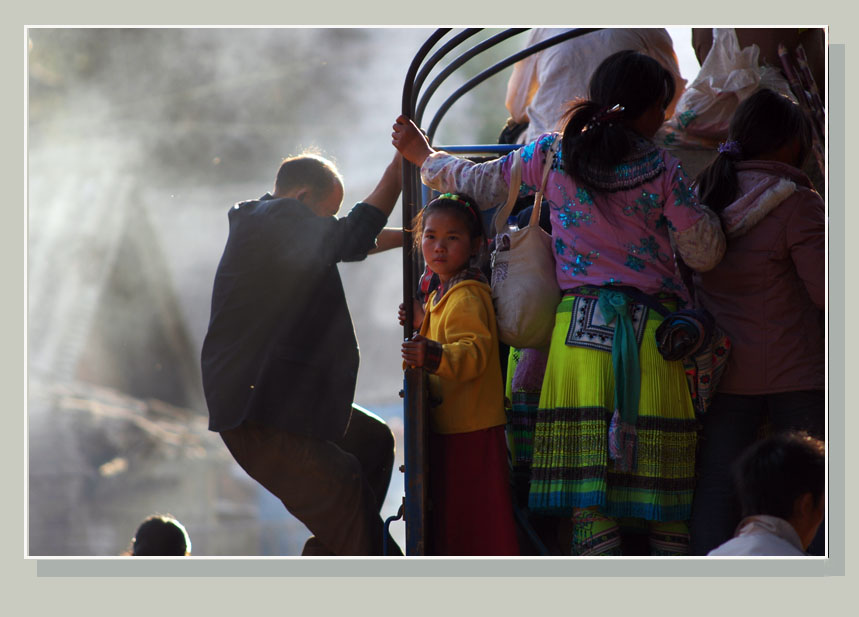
xmin=492 ymin=136 xmax=558 ymax=236
xmin=529 ymin=136 xmax=557 ymax=228
xmin=493 ymin=149 xmax=523 ymax=236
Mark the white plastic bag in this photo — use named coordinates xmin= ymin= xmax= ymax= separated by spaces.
xmin=658 ymin=28 xmax=793 ymax=148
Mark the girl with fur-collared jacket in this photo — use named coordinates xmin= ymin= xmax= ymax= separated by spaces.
xmin=689 ymin=88 xmax=825 ymax=556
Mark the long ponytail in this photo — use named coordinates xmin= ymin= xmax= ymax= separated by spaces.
xmin=696 ymin=153 xmax=739 ymax=215
xmin=696 ymin=88 xmax=812 ymax=213
xmin=561 ymin=100 xmax=638 ymax=183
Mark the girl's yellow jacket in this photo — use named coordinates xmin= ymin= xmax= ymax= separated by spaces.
xmin=420 ymin=280 xmax=506 ymax=435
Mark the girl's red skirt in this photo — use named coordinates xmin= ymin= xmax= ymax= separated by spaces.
xmin=429 ymin=425 xmax=519 ymax=556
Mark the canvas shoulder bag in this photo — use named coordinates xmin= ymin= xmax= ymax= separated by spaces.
xmin=490 ymin=138 xmax=561 ymax=350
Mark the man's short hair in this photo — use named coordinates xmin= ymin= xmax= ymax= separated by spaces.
xmin=733 ymin=431 xmax=825 ymax=520
xmin=275 ymin=153 xmax=342 ymax=200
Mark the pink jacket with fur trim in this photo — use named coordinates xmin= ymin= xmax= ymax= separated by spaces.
xmin=693 ymin=160 xmax=825 ymax=395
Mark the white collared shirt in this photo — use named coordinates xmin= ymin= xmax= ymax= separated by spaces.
xmin=708 ymin=515 xmax=806 ymax=556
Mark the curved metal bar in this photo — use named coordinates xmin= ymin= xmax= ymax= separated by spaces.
xmin=426 ymin=27 xmax=602 ymax=141
xmin=401 ymin=28 xmax=449 ymax=338
xmin=415 ymin=28 xmax=528 ymax=127
xmin=400 ymin=27 xmax=451 ymax=557
xmin=411 ymin=28 xmax=483 ymax=115
xmin=401 ymin=28 xmax=450 ymax=117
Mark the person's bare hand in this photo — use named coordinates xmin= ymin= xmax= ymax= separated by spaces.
xmin=398 ymin=300 xmax=425 ymax=329
xmin=392 ymin=115 xmax=434 ymax=166
xmin=402 ymin=333 xmax=428 ymax=368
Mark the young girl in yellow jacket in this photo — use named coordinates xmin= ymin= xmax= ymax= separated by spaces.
xmin=401 ymin=193 xmax=519 ymax=555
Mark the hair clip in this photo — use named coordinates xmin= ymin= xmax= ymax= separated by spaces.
xmin=434 ymin=193 xmax=477 ymax=220
xmin=718 ymin=140 xmax=743 ymax=158
xmin=439 ymin=192 xmax=469 ymax=206
xmin=584 ymin=104 xmax=626 ymax=132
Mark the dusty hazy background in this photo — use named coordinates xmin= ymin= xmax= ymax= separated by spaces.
xmin=26 ymin=27 xmax=527 ymax=556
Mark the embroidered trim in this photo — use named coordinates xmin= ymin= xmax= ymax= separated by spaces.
xmin=573 ymin=135 xmax=666 ymax=193
xmin=565 ymin=294 xmax=649 ymax=352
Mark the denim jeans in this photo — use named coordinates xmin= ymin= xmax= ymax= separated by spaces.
xmin=689 ymin=390 xmax=825 ymax=556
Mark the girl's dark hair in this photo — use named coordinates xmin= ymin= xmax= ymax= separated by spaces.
xmin=696 ymin=88 xmax=813 ymax=213
xmin=411 ymin=193 xmax=487 ymax=262
xmin=561 ymin=50 xmax=675 ymax=183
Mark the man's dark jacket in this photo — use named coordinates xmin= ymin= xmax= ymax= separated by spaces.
xmin=201 ymin=194 xmax=386 ymax=441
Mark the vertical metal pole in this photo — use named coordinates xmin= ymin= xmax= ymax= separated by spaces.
xmin=401 ymin=159 xmax=430 ymax=556
xmin=400 ymin=29 xmax=449 ymax=556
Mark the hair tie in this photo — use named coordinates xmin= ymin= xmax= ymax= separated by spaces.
xmin=434 ymin=193 xmax=478 ymax=220
xmin=584 ymin=104 xmax=626 ymax=132
xmin=718 ymin=140 xmax=742 ymax=158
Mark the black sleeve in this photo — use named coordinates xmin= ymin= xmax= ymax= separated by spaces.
xmin=270 ymin=202 xmax=387 ymax=272
xmin=337 ymin=202 xmax=388 ymax=262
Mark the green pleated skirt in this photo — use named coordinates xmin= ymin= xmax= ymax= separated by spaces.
xmin=528 ymin=294 xmax=698 ymax=522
